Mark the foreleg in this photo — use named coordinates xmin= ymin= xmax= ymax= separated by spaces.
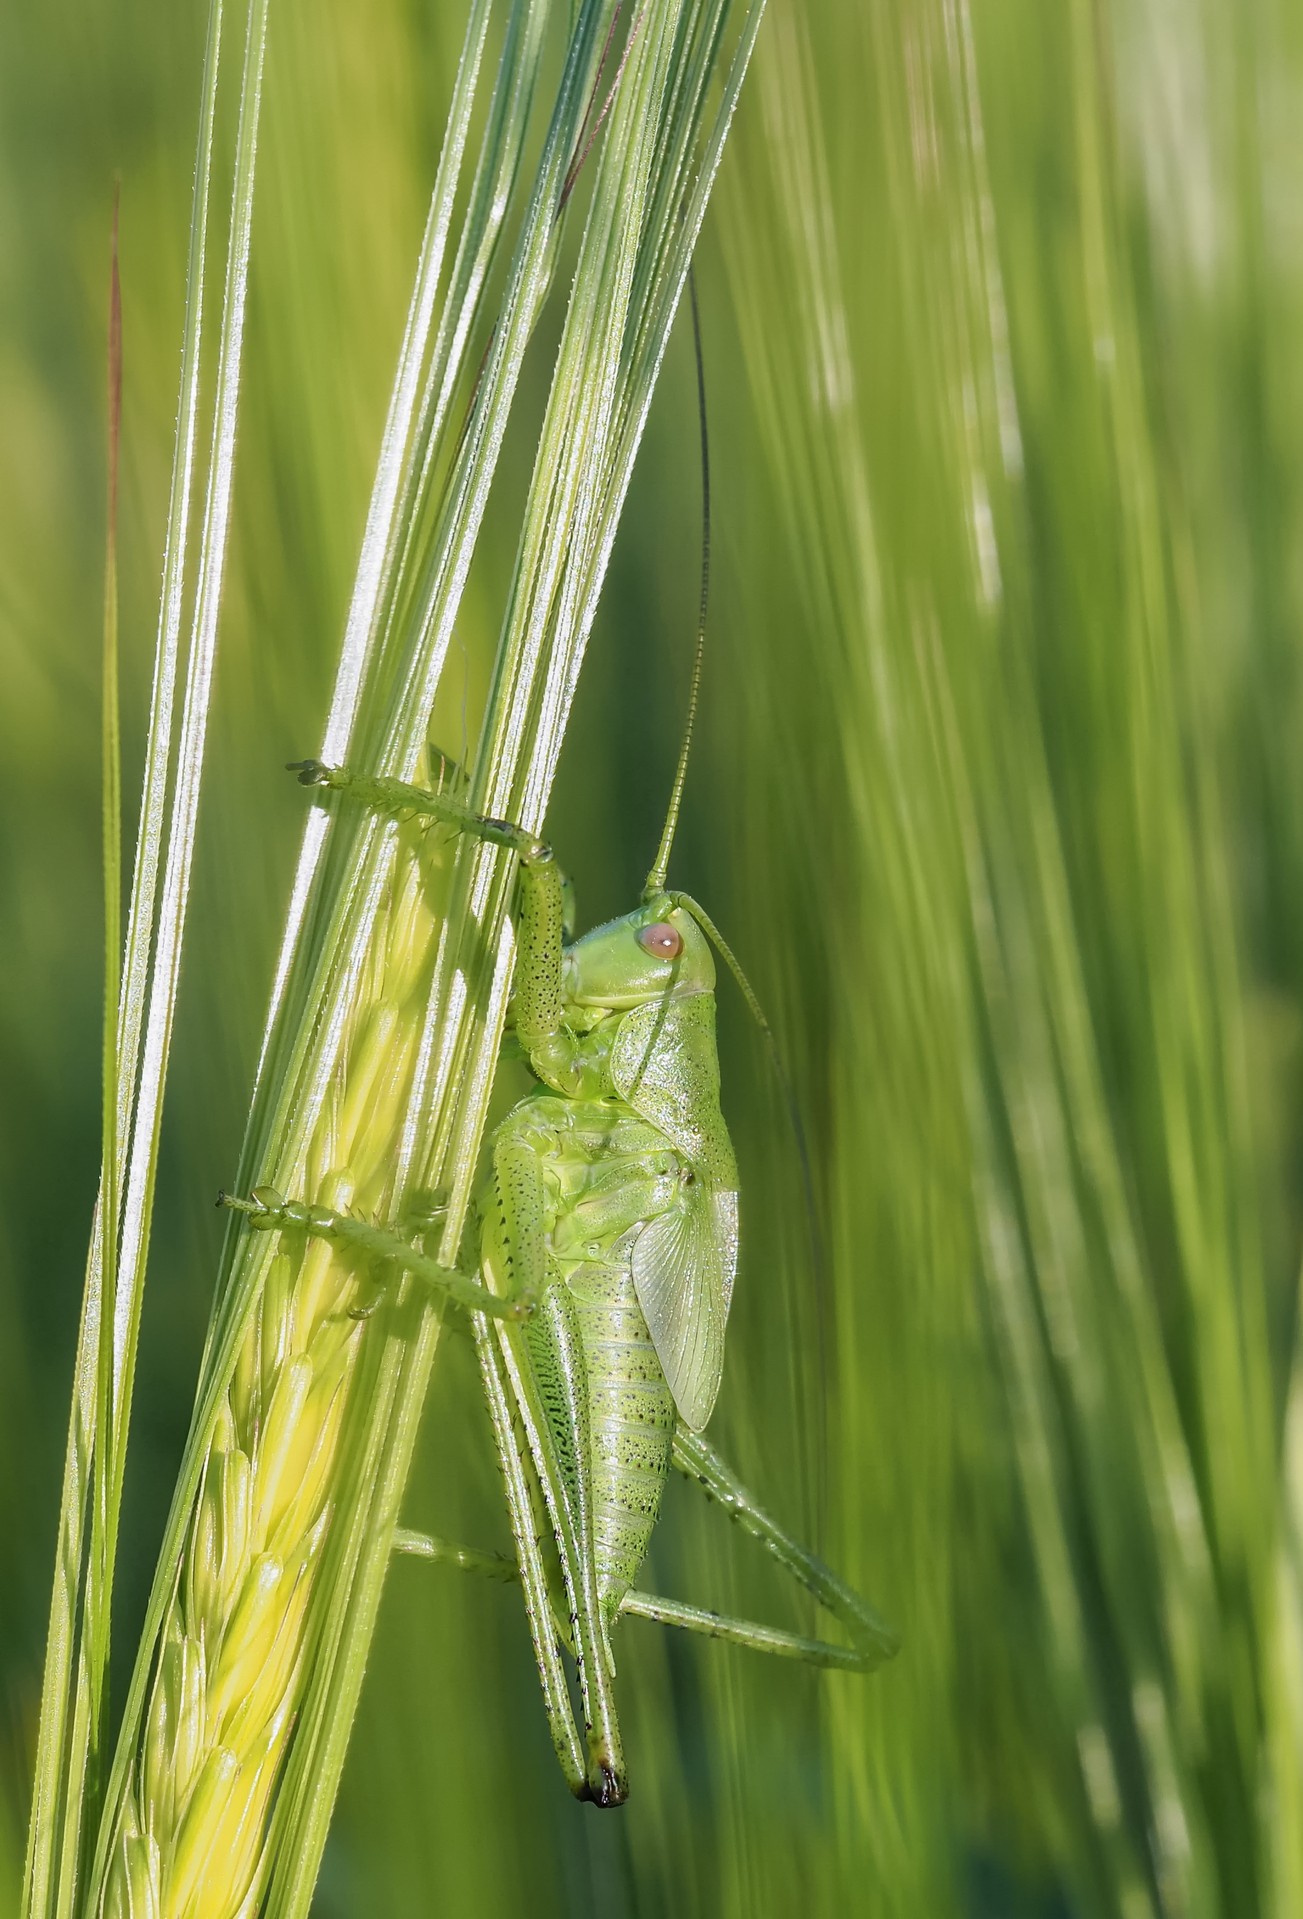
xmin=290 ymin=759 xmax=587 ymax=1093
xmin=219 ymin=1187 xmax=532 ymax=1321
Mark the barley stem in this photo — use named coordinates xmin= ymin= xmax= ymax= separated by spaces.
xmin=102 ymin=808 xmax=452 ymax=1919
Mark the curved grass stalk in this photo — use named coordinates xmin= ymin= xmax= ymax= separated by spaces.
xmin=23 ymin=4 xmax=268 ymax=1914
xmin=89 ymin=3 xmax=765 ymax=1915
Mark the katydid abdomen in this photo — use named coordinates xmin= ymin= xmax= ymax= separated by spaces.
xmin=567 ymin=1243 xmax=677 ymax=1623
xmin=479 ymin=1093 xmax=689 ymax=1631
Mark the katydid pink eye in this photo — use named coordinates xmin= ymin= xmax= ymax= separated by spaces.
xmin=638 ymin=921 xmax=683 ymax=959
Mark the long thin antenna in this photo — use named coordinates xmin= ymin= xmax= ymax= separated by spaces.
xmin=646 ymin=268 xmax=710 ymax=895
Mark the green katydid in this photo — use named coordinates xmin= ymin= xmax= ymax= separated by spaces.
xmin=225 ymin=759 xmax=898 ymax=1804
xmin=222 ymin=310 xmax=897 ymax=1809
xmin=226 ymin=740 xmax=901 ymax=1804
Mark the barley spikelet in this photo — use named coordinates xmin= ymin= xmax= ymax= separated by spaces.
xmin=102 ymin=801 xmax=453 ymax=1919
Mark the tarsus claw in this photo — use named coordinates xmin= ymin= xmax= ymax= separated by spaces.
xmin=286 ymin=758 xmax=331 ymax=786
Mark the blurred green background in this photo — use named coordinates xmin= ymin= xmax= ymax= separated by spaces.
xmin=4 ymin=0 xmax=1303 ymax=1913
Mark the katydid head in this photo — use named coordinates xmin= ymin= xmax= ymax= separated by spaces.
xmin=563 ymin=895 xmax=715 ymax=1010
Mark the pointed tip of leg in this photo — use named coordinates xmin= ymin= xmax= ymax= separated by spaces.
xmin=590 ymin=1762 xmax=627 ymax=1809
xmin=286 ymin=758 xmax=328 ymax=784
xmin=572 ymin=1760 xmax=627 ymax=1808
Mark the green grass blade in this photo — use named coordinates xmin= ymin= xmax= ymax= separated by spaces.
xmin=19 ymin=0 xmax=229 ymax=1902
xmin=255 ymin=0 xmax=513 ymax=1062
xmin=96 ymin=179 xmax=124 ymax=1830
xmin=21 ymin=2 xmax=268 ymax=1912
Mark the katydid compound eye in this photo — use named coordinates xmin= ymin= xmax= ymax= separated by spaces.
xmin=638 ymin=921 xmax=683 ymax=960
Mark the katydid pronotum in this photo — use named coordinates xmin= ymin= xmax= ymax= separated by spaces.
xmin=223 ymin=322 xmax=896 ymax=1812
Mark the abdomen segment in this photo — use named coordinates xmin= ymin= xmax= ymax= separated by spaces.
xmin=566 ymin=1253 xmax=676 ymax=1625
